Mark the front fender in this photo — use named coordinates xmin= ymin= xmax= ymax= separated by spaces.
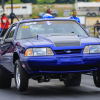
xmin=14 ymin=48 xmax=20 ymax=58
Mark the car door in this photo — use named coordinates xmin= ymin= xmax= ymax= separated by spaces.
xmin=0 ymin=25 xmax=17 ymax=73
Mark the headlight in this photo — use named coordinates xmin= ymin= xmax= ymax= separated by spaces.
xmin=25 ymin=48 xmax=54 ymax=56
xmin=84 ymin=45 xmax=100 ymax=54
xmin=25 ymin=48 xmax=33 ymax=56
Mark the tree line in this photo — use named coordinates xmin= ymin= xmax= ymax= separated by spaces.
xmin=0 ymin=0 xmax=99 ymax=4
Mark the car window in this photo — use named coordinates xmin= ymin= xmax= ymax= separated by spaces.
xmin=6 ymin=26 xmax=16 ymax=39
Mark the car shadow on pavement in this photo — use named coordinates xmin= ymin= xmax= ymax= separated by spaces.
xmin=23 ymin=85 xmax=100 ymax=96
xmin=1 ymin=79 xmax=100 ymax=98
xmin=9 ymin=83 xmax=99 ymax=98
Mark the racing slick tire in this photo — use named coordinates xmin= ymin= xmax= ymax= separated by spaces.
xmin=93 ymin=71 xmax=100 ymax=87
xmin=0 ymin=66 xmax=12 ymax=88
xmin=63 ymin=74 xmax=81 ymax=86
xmin=14 ymin=60 xmax=29 ymax=92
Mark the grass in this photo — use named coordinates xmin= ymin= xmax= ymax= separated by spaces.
xmin=57 ymin=8 xmax=73 ymax=17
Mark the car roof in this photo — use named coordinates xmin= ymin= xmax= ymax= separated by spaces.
xmin=17 ymin=18 xmax=77 ymax=24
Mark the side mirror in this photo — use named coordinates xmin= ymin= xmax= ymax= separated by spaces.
xmin=4 ymin=38 xmax=13 ymax=43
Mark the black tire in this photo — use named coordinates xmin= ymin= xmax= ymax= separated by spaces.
xmin=63 ymin=74 xmax=81 ymax=86
xmin=14 ymin=60 xmax=29 ymax=92
xmin=87 ymin=13 xmax=91 ymax=17
xmin=93 ymin=71 xmax=100 ymax=87
xmin=0 ymin=66 xmax=11 ymax=88
xmin=92 ymin=13 xmax=96 ymax=17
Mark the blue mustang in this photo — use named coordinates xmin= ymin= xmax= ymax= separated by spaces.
xmin=0 ymin=19 xmax=100 ymax=92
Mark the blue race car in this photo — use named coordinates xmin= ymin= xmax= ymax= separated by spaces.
xmin=0 ymin=19 xmax=100 ymax=92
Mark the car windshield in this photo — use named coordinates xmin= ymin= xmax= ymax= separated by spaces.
xmin=16 ymin=21 xmax=88 ymax=40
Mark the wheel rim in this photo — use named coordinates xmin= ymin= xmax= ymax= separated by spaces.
xmin=94 ymin=72 xmax=99 ymax=81
xmin=16 ymin=65 xmax=20 ymax=88
xmin=96 ymin=76 xmax=99 ymax=81
xmin=93 ymin=14 xmax=95 ymax=17
xmin=87 ymin=13 xmax=90 ymax=16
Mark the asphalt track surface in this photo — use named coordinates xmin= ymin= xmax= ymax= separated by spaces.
xmin=0 ymin=75 xmax=100 ymax=100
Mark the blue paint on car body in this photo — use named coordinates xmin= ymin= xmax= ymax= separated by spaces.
xmin=0 ymin=19 xmax=100 ymax=76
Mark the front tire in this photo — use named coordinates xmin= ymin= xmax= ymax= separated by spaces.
xmin=0 ymin=66 xmax=11 ymax=88
xmin=15 ymin=60 xmax=29 ymax=92
xmin=63 ymin=74 xmax=81 ymax=86
xmin=93 ymin=71 xmax=100 ymax=87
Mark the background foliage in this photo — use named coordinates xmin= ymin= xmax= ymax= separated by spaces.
xmin=0 ymin=0 xmax=94 ymax=4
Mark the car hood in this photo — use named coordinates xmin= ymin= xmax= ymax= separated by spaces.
xmin=16 ymin=35 xmax=100 ymax=49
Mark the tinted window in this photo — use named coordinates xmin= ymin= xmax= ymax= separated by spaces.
xmin=6 ymin=26 xmax=16 ymax=38
xmin=16 ymin=21 xmax=88 ymax=40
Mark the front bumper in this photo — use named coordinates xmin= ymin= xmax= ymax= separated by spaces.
xmin=20 ymin=54 xmax=100 ymax=74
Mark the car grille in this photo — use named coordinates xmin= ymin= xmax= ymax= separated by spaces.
xmin=54 ymin=49 xmax=82 ymax=55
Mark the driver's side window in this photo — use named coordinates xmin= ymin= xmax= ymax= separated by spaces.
xmin=6 ymin=26 xmax=16 ymax=39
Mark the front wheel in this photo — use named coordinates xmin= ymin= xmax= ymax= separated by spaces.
xmin=93 ymin=71 xmax=100 ymax=87
xmin=14 ymin=60 xmax=29 ymax=92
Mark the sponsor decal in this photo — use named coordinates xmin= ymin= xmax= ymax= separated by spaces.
xmin=23 ymin=22 xmax=37 ymax=26
xmin=22 ymin=26 xmax=29 ymax=29
xmin=6 ymin=6 xmax=21 ymax=9
xmin=46 ymin=21 xmax=52 ymax=25
xmin=22 ymin=64 xmax=25 ymax=68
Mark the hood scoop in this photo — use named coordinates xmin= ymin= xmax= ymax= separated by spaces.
xmin=47 ymin=35 xmax=81 ymax=47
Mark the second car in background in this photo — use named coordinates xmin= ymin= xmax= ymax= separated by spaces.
xmin=39 ymin=12 xmax=45 ymax=18
xmin=52 ymin=9 xmax=58 ymax=17
xmin=63 ymin=10 xmax=71 ymax=17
